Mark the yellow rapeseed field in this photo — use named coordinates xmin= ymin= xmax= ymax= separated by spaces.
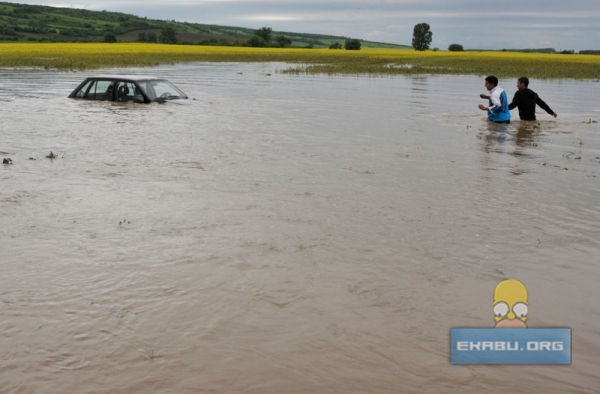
xmin=1 ymin=43 xmax=599 ymax=79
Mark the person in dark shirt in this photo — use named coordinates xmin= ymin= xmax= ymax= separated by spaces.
xmin=508 ymin=77 xmax=557 ymax=121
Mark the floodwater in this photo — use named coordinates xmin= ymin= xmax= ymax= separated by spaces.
xmin=1 ymin=63 xmax=599 ymax=393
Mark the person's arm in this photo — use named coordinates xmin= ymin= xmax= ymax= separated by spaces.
xmin=508 ymin=91 xmax=519 ymax=110
xmin=479 ymin=92 xmax=491 ymax=111
xmin=487 ymin=91 xmax=503 ymax=114
xmin=536 ymin=95 xmax=557 ymax=118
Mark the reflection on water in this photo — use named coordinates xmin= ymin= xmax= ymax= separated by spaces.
xmin=1 ymin=64 xmax=600 ymax=393
xmin=514 ymin=122 xmax=539 ymax=147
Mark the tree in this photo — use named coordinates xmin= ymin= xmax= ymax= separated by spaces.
xmin=137 ymin=31 xmax=147 ymax=42
xmin=412 ymin=23 xmax=432 ymax=51
xmin=448 ymin=43 xmax=464 ymax=51
xmin=254 ymin=27 xmax=272 ymax=43
xmin=329 ymin=42 xmax=342 ymax=49
xmin=274 ymin=35 xmax=292 ymax=48
xmin=344 ymin=38 xmax=361 ymax=50
xmin=246 ymin=34 xmax=267 ymax=47
xmin=147 ymin=32 xmax=157 ymax=43
xmin=160 ymin=25 xmax=177 ymax=44
xmin=103 ymin=32 xmax=117 ymax=43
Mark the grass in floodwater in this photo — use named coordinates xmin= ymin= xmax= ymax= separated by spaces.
xmin=1 ymin=43 xmax=600 ymax=78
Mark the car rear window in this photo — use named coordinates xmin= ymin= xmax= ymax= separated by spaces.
xmin=86 ymin=80 xmax=114 ymax=100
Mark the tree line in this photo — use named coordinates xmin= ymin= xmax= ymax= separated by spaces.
xmin=129 ymin=25 xmax=177 ymax=44
xmin=4 ymin=3 xmax=592 ymax=53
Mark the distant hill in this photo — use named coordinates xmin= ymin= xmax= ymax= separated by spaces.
xmin=0 ymin=1 xmax=410 ymax=49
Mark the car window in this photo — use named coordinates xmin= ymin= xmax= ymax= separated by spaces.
xmin=86 ymin=80 xmax=114 ymax=100
xmin=116 ymin=81 xmax=136 ymax=102
xmin=132 ymin=84 xmax=145 ymax=102
xmin=75 ymin=80 xmax=93 ymax=98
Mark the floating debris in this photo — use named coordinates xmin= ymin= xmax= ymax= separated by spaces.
xmin=563 ymin=152 xmax=582 ymax=159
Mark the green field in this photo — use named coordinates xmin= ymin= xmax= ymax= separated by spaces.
xmin=0 ymin=2 xmax=407 ymax=49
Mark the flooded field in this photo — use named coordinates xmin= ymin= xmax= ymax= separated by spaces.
xmin=1 ymin=63 xmax=599 ymax=393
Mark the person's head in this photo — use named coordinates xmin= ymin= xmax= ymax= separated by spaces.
xmin=484 ymin=75 xmax=498 ymax=91
xmin=517 ymin=76 xmax=529 ymax=90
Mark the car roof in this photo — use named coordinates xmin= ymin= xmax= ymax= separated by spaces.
xmin=84 ymin=75 xmax=165 ymax=81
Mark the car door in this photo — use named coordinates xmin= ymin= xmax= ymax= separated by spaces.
xmin=115 ymin=80 xmax=137 ymax=102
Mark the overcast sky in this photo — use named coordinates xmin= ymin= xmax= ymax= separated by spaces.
xmin=14 ymin=0 xmax=600 ymax=50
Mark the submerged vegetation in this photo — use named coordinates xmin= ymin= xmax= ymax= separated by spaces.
xmin=1 ymin=43 xmax=600 ymax=79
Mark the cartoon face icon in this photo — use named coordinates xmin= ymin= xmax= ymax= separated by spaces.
xmin=494 ymin=279 xmax=528 ymax=328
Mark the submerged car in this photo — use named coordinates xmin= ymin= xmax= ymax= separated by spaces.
xmin=68 ymin=75 xmax=188 ymax=103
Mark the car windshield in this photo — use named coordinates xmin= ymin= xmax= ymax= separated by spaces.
xmin=137 ymin=79 xmax=187 ymax=101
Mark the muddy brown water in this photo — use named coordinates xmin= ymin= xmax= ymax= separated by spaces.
xmin=1 ymin=63 xmax=600 ymax=393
